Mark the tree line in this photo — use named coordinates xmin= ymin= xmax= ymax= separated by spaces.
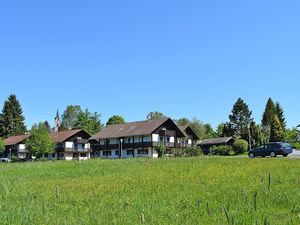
xmin=0 ymin=94 xmax=299 ymax=156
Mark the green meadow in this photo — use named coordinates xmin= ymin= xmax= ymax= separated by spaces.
xmin=0 ymin=157 xmax=299 ymax=225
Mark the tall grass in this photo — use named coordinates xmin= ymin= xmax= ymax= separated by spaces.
xmin=0 ymin=157 xmax=299 ymax=224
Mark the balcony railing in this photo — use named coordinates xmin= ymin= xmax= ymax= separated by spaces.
xmin=65 ymin=148 xmax=91 ymax=152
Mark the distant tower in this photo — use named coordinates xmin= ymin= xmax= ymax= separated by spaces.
xmin=54 ymin=110 xmax=61 ymax=132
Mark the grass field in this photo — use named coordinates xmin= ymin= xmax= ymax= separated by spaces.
xmin=0 ymin=157 xmax=300 ymax=225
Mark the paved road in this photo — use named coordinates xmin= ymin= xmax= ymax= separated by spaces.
xmin=290 ymin=150 xmax=300 ymax=157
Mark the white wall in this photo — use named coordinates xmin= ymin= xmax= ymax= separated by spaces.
xmin=152 ymin=134 xmax=159 ymax=142
xmin=65 ymin=153 xmax=73 ymax=161
xmin=18 ymin=144 xmax=26 ymax=150
xmin=65 ymin=142 xmax=73 ymax=149
xmin=170 ymin=137 xmax=175 ymax=143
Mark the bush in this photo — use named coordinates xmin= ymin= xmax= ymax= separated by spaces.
xmin=171 ymin=147 xmax=202 ymax=157
xmin=233 ymin=139 xmax=248 ymax=154
xmin=292 ymin=142 xmax=300 ymax=150
xmin=210 ymin=145 xmax=232 ymax=156
xmin=11 ymin=155 xmax=20 ymax=163
xmin=154 ymin=144 xmax=166 ymax=158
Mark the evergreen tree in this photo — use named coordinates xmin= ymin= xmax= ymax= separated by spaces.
xmin=106 ymin=115 xmax=126 ymax=126
xmin=74 ymin=109 xmax=103 ymax=135
xmin=270 ymin=115 xmax=284 ymax=142
xmin=262 ymin=98 xmax=276 ymax=127
xmin=0 ymin=94 xmax=26 ymax=137
xmin=229 ymin=98 xmax=252 ymax=139
xmin=43 ymin=121 xmax=51 ymax=132
xmin=275 ymin=102 xmax=286 ymax=131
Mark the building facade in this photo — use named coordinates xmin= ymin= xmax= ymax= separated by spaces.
xmin=3 ymin=134 xmax=31 ymax=159
xmin=90 ymin=118 xmax=186 ymax=159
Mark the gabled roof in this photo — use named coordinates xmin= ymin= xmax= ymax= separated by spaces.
xmin=199 ymin=137 xmax=233 ymax=146
xmin=4 ymin=134 xmax=31 ymax=146
xmin=178 ymin=125 xmax=200 ymax=140
xmin=49 ymin=129 xmax=90 ymax=143
xmin=90 ymin=118 xmax=185 ymax=140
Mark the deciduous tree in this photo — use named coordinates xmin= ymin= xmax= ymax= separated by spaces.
xmin=147 ymin=111 xmax=166 ymax=120
xmin=61 ymin=105 xmax=82 ymax=130
xmin=106 ymin=115 xmax=126 ymax=126
xmin=26 ymin=123 xmax=55 ymax=157
xmin=270 ymin=115 xmax=284 ymax=142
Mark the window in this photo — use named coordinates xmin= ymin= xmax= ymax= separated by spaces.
xmin=127 ymin=138 xmax=131 ymax=143
xmin=138 ymin=149 xmax=148 ymax=155
xmin=160 ymin=137 xmax=164 ymax=142
xmin=115 ymin=150 xmax=120 ymax=156
xmin=103 ymin=151 xmax=112 ymax=156
xmin=167 ymin=137 xmax=170 ymax=143
xmin=127 ymin=150 xmax=134 ymax=155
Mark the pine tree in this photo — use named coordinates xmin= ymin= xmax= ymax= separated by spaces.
xmin=262 ymin=98 xmax=276 ymax=127
xmin=270 ymin=115 xmax=284 ymax=142
xmin=229 ymin=98 xmax=252 ymax=138
xmin=275 ymin=102 xmax=286 ymax=131
xmin=0 ymin=94 xmax=26 ymax=137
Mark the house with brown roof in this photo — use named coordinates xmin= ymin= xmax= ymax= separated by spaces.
xmin=178 ymin=125 xmax=200 ymax=148
xmin=3 ymin=134 xmax=31 ymax=159
xmin=49 ymin=129 xmax=92 ymax=161
xmin=2 ymin=129 xmax=91 ymax=161
xmin=90 ymin=118 xmax=186 ymax=158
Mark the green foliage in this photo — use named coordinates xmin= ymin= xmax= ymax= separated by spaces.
xmin=233 ymin=139 xmax=249 ymax=154
xmin=210 ymin=145 xmax=232 ymax=156
xmin=284 ymin=128 xmax=299 ymax=144
xmin=0 ymin=158 xmax=299 ymax=224
xmin=106 ymin=115 xmax=126 ymax=126
xmin=74 ymin=109 xmax=103 ymax=135
xmin=147 ymin=111 xmax=166 ymax=120
xmin=154 ymin=144 xmax=166 ymax=158
xmin=270 ymin=115 xmax=284 ymax=142
xmin=0 ymin=94 xmax=26 ymax=137
xmin=26 ymin=123 xmax=55 ymax=157
xmin=222 ymin=122 xmax=235 ymax=137
xmin=262 ymin=98 xmax=276 ymax=127
xmin=43 ymin=120 xmax=51 ymax=132
xmin=229 ymin=98 xmax=252 ymax=139
xmin=292 ymin=142 xmax=300 ymax=149
xmin=176 ymin=118 xmax=190 ymax=126
xmin=0 ymin=138 xmax=5 ymax=154
xmin=171 ymin=147 xmax=202 ymax=157
xmin=249 ymin=122 xmax=264 ymax=148
xmin=275 ymin=102 xmax=286 ymax=131
xmin=61 ymin=105 xmax=82 ymax=130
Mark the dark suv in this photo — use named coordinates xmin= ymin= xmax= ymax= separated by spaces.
xmin=248 ymin=142 xmax=293 ymax=158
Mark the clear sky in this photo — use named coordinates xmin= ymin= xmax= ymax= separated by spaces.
xmin=0 ymin=0 xmax=299 ymax=129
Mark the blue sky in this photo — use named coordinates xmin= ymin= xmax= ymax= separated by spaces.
xmin=0 ymin=0 xmax=299 ymax=129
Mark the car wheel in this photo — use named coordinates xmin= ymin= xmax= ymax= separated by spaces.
xmin=270 ymin=152 xmax=277 ymax=158
xmin=249 ymin=153 xmax=255 ymax=158
xmin=283 ymin=154 xmax=288 ymax=157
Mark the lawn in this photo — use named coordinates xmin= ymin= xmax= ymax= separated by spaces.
xmin=0 ymin=157 xmax=299 ymax=225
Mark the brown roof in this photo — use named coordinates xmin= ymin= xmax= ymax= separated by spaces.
xmin=178 ymin=125 xmax=200 ymax=140
xmin=199 ymin=137 xmax=233 ymax=146
xmin=4 ymin=134 xmax=31 ymax=146
xmin=49 ymin=129 xmax=89 ymax=143
xmin=90 ymin=118 xmax=185 ymax=140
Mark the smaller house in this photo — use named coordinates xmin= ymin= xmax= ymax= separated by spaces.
xmin=198 ymin=137 xmax=234 ymax=154
xmin=50 ymin=129 xmax=92 ymax=161
xmin=3 ymin=134 xmax=31 ymax=159
xmin=178 ymin=125 xmax=200 ymax=147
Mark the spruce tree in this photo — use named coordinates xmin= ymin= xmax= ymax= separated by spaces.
xmin=270 ymin=115 xmax=284 ymax=142
xmin=0 ymin=94 xmax=26 ymax=137
xmin=275 ymin=102 xmax=286 ymax=131
xmin=262 ymin=98 xmax=276 ymax=127
xmin=229 ymin=98 xmax=252 ymax=139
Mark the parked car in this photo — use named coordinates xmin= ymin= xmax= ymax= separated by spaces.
xmin=0 ymin=158 xmax=12 ymax=163
xmin=248 ymin=142 xmax=293 ymax=158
